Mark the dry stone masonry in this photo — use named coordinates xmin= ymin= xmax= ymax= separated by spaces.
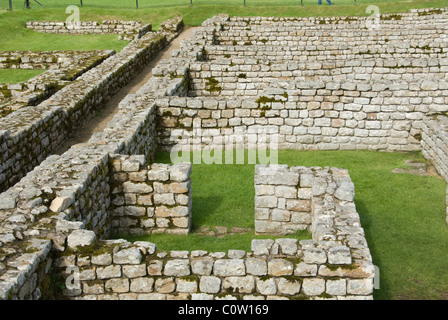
xmin=109 ymin=155 xmax=192 ymax=236
xmin=0 ymin=17 xmax=183 ymax=193
xmin=26 ymin=20 xmax=152 ymax=41
xmin=0 ymin=50 xmax=114 ymax=115
xmin=1 ymin=7 xmax=448 ymax=300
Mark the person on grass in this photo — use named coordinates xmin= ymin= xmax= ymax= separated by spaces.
xmin=318 ymin=0 xmax=333 ymax=5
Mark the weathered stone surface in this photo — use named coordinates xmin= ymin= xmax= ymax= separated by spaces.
xmin=191 ymin=257 xmax=214 ymax=275
xmin=154 ymin=277 xmax=176 ymax=293
xmin=130 ymin=277 xmax=154 ymax=293
xmin=256 ymin=277 xmax=277 ymax=295
xmin=328 ymin=246 xmax=352 ymax=265
xmin=347 ymin=279 xmax=374 ymax=295
xmin=302 ymin=278 xmax=326 ymax=296
xmin=275 ymin=238 xmax=298 ymax=255
xmin=199 ymin=276 xmax=221 ymax=293
xmin=67 ymin=230 xmax=96 ymax=250
xmin=268 ymin=259 xmax=294 ymax=276
xmin=163 ymin=259 xmax=190 ymax=276
xmin=222 ymin=276 xmax=255 ymax=294
xmin=50 ymin=196 xmax=74 ymax=212
xmin=213 ymin=259 xmax=245 ymax=276
xmin=326 ymin=279 xmax=347 ymax=296
xmin=251 ymin=239 xmax=274 ymax=256
xmin=113 ymin=248 xmax=143 ymax=265
xmin=303 ymin=248 xmax=327 ymax=264
xmin=176 ymin=278 xmax=197 ymax=293
xmin=277 ymin=277 xmax=301 ymax=295
xmin=245 ymin=258 xmax=267 ymax=276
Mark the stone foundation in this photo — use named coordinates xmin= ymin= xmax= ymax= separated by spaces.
xmin=26 ymin=20 xmax=152 ymax=41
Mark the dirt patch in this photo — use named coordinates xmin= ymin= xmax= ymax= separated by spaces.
xmin=392 ymin=159 xmax=441 ymax=178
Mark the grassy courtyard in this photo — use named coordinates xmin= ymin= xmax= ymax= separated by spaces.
xmin=123 ymin=150 xmax=448 ymax=300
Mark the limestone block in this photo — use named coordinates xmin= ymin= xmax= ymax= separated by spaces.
xmin=199 ymin=276 xmax=221 ymax=293
xmin=256 ymin=277 xmax=277 ymax=295
xmin=277 ymin=278 xmax=301 ymax=295
xmin=267 ymin=259 xmax=294 ymax=276
xmin=222 ymin=276 xmax=255 ymax=294
xmin=191 ymin=257 xmax=214 ymax=275
xmin=154 ymin=277 xmax=176 ymax=294
xmin=113 ymin=248 xmax=142 ymax=265
xmin=302 ymin=278 xmax=325 ymax=296
xmin=213 ymin=259 xmax=245 ymax=276
xmin=251 ymin=239 xmax=274 ymax=256
xmin=326 ymin=279 xmax=347 ymax=296
xmin=163 ymin=259 xmax=191 ymax=276
xmin=67 ymin=230 xmax=96 ymax=250
xmin=303 ymin=247 xmax=327 ymax=264
xmin=245 ymin=258 xmax=267 ymax=276
xmin=130 ymin=277 xmax=154 ymax=293
xmin=328 ymin=246 xmax=352 ymax=265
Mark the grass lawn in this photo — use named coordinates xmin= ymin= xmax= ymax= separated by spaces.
xmin=0 ymin=68 xmax=46 ymax=83
xmin=0 ymin=0 xmax=447 ymax=52
xmin=124 ymin=149 xmax=448 ymax=300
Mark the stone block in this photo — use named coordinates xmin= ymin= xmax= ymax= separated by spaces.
xmin=67 ymin=230 xmax=96 ymax=250
xmin=199 ymin=276 xmax=221 ymax=293
xmin=163 ymin=259 xmax=190 ymax=276
xmin=213 ymin=259 xmax=245 ymax=276
xmin=113 ymin=248 xmax=142 ymax=265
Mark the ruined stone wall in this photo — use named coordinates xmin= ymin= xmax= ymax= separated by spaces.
xmin=109 ymin=155 xmax=192 ymax=236
xmin=254 ymin=165 xmax=313 ymax=235
xmin=0 ymin=50 xmax=114 ymax=114
xmin=26 ymin=20 xmax=152 ymax=41
xmin=420 ymin=115 xmax=448 ymax=225
xmin=0 ymin=29 xmax=172 ymax=193
xmin=0 ymin=16 xmax=192 ymax=300
xmin=54 ymin=164 xmax=373 ymax=300
xmin=154 ymin=10 xmax=448 ymax=154
xmin=2 ymin=9 xmax=448 ymax=300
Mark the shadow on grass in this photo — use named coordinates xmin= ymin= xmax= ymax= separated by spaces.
xmin=355 ymin=198 xmax=392 ymax=300
xmin=190 ymin=194 xmax=224 ymax=232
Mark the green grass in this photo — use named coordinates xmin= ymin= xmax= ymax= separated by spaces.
xmin=127 ymin=149 xmax=448 ymax=300
xmin=0 ymin=68 xmax=46 ymax=83
xmin=0 ymin=0 xmax=447 ymax=52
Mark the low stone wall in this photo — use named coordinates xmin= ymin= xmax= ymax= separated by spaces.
xmin=420 ymin=115 xmax=448 ymax=225
xmin=109 ymin=155 xmax=192 ymax=236
xmin=254 ymin=165 xmax=313 ymax=235
xmin=52 ymin=164 xmax=373 ymax=300
xmin=0 ymin=17 xmax=184 ymax=193
xmin=26 ymin=20 xmax=152 ymax=41
xmin=0 ymin=50 xmax=114 ymax=114
xmin=0 ymin=16 xmax=195 ymax=300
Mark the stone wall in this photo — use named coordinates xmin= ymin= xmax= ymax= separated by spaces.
xmin=2 ymin=8 xmax=448 ymax=300
xmin=109 ymin=155 xmax=192 ymax=236
xmin=0 ymin=18 xmax=184 ymax=193
xmin=254 ymin=165 xmax=313 ymax=235
xmin=0 ymin=16 xmax=193 ymax=300
xmin=26 ymin=20 xmax=152 ymax=41
xmin=420 ymin=115 xmax=448 ymax=225
xmin=0 ymin=50 xmax=114 ymax=114
xmin=53 ymin=164 xmax=373 ymax=300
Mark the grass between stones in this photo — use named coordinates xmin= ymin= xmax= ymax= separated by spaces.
xmin=125 ymin=149 xmax=448 ymax=300
xmin=0 ymin=69 xmax=46 ymax=83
